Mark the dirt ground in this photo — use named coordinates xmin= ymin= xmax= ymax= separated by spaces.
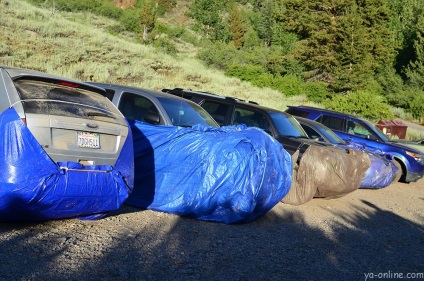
xmin=0 ymin=179 xmax=423 ymax=281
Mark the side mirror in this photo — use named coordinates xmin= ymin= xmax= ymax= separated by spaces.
xmin=144 ymin=112 xmax=161 ymax=125
xmin=366 ymin=134 xmax=378 ymax=141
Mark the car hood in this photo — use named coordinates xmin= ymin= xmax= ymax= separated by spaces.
xmin=386 ymin=140 xmax=424 ymax=156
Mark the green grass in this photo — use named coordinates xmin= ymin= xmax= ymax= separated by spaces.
xmin=1 ymin=0 xmax=321 ymax=113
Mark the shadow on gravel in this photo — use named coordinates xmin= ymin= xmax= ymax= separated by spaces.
xmin=2 ymin=198 xmax=422 ymax=280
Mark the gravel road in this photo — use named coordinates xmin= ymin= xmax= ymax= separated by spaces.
xmin=0 ymin=179 xmax=423 ymax=281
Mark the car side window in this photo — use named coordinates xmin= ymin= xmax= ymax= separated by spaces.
xmin=348 ymin=120 xmax=378 ymax=139
xmin=232 ymin=107 xmax=270 ymax=131
xmin=201 ymin=101 xmax=230 ymax=126
xmin=319 ymin=115 xmax=345 ymax=131
xmin=118 ymin=92 xmax=159 ymax=122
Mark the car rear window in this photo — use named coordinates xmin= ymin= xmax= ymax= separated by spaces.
xmin=318 ymin=115 xmax=345 ymax=131
xmin=14 ymin=79 xmax=123 ymax=121
xmin=285 ymin=108 xmax=310 ymax=117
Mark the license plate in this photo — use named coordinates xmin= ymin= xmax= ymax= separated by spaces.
xmin=77 ymin=131 xmax=100 ymax=149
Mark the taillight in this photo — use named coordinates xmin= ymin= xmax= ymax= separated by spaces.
xmin=21 ymin=118 xmax=26 ymax=124
xmin=57 ymin=81 xmax=80 ymax=88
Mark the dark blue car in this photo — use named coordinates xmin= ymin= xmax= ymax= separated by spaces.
xmin=286 ymin=106 xmax=424 ymax=183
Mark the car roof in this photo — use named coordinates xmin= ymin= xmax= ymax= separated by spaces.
xmin=295 ymin=116 xmax=326 ymax=127
xmin=287 ymin=105 xmax=366 ymax=121
xmin=163 ymin=87 xmax=286 ymax=115
xmin=90 ymin=82 xmax=195 ymax=103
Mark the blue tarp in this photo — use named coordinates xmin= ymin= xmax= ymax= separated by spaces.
xmin=125 ymin=121 xmax=292 ymax=224
xmin=0 ymin=108 xmax=134 ymax=222
xmin=345 ymin=142 xmax=398 ymax=188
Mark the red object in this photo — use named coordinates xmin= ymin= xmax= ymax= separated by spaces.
xmin=376 ymin=120 xmax=408 ymax=139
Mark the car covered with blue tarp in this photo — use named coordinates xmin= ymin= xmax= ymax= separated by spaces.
xmin=125 ymin=121 xmax=293 ymax=224
xmin=0 ymin=66 xmax=134 ymax=222
xmin=0 ymin=108 xmax=134 ymax=222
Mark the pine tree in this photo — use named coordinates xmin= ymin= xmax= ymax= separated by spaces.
xmin=189 ymin=0 xmax=226 ymax=40
xmin=140 ymin=0 xmax=156 ymax=41
xmin=257 ymin=0 xmax=274 ymax=47
xmin=282 ymin=0 xmax=396 ymax=92
xmin=404 ymin=9 xmax=424 ymax=87
xmin=229 ymin=5 xmax=247 ymax=49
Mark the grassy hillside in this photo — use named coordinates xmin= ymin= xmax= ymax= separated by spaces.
xmin=1 ymin=0 xmax=423 ymax=139
xmin=0 ymin=0 xmax=316 ymax=111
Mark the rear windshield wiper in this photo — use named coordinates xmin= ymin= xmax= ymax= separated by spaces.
xmin=86 ymin=111 xmax=115 ymax=119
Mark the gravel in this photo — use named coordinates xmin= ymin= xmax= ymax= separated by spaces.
xmin=0 ymin=179 xmax=423 ymax=281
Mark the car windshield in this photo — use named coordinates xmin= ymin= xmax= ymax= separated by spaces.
xmin=363 ymin=119 xmax=390 ymax=142
xmin=317 ymin=123 xmax=346 ymax=144
xmin=158 ymin=97 xmax=219 ymax=128
xmin=269 ymin=111 xmax=309 ymax=138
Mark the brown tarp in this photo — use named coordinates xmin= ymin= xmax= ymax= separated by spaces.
xmin=282 ymin=145 xmax=371 ymax=205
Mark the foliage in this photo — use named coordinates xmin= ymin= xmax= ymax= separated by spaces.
xmin=282 ymin=0 xmax=397 ymax=92
xmin=228 ymin=5 xmax=247 ymax=49
xmin=271 ymin=74 xmax=304 ymax=97
xmin=151 ymin=36 xmax=177 ymax=55
xmin=266 ymin=53 xmax=303 ymax=77
xmin=225 ymin=64 xmax=267 ymax=83
xmin=408 ymin=93 xmax=424 ymax=120
xmin=188 ymin=0 xmax=228 ymax=41
xmin=393 ymin=0 xmax=424 ymax=77
xmin=242 ymin=27 xmax=262 ymax=48
xmin=28 ymin=0 xmax=122 ymax=19
xmin=197 ymin=41 xmax=240 ymax=70
xmin=15 ymin=0 xmax=424 ymax=120
xmin=256 ymin=0 xmax=274 ymax=47
xmin=404 ymin=12 xmax=424 ymax=88
xmin=303 ymin=81 xmax=330 ymax=103
xmin=156 ymin=0 xmax=177 ymax=16
xmin=139 ymin=0 xmax=156 ymax=41
xmin=154 ymin=23 xmax=185 ymax=38
xmin=324 ymin=91 xmax=394 ymax=121
xmin=120 ymin=8 xmax=141 ymax=33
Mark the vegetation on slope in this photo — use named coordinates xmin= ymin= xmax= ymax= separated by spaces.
xmin=2 ymin=0 xmax=424 ymax=136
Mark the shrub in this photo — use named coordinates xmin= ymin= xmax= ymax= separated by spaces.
xmin=303 ymin=81 xmax=330 ymax=103
xmin=225 ymin=64 xmax=266 ymax=82
xmin=271 ymin=74 xmax=304 ymax=97
xmin=409 ymin=92 xmax=424 ymax=120
xmin=151 ymin=36 xmax=177 ymax=55
xmin=118 ymin=8 xmax=140 ymax=33
xmin=324 ymin=90 xmax=394 ymax=121
xmin=197 ymin=42 xmax=239 ymax=69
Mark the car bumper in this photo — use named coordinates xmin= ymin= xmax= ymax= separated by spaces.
xmin=405 ymin=170 xmax=424 ymax=182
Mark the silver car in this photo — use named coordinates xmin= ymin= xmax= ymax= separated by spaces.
xmin=0 ymin=66 xmax=129 ymax=167
xmin=88 ymin=82 xmax=219 ymax=128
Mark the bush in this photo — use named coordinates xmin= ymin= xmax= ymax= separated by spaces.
xmin=29 ymin=0 xmax=122 ymax=18
xmin=271 ymin=74 xmax=304 ymax=97
xmin=303 ymin=81 xmax=330 ymax=103
xmin=153 ymin=23 xmax=185 ymax=39
xmin=197 ymin=42 xmax=239 ymax=70
xmin=119 ymin=8 xmax=141 ymax=33
xmin=324 ymin=90 xmax=394 ymax=121
xmin=409 ymin=91 xmax=424 ymax=120
xmin=225 ymin=64 xmax=267 ymax=82
xmin=151 ymin=36 xmax=177 ymax=55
